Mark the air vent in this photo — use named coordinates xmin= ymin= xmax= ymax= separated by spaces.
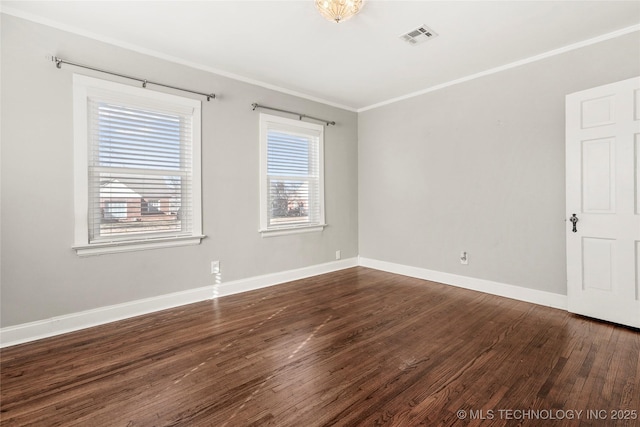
xmin=400 ymin=25 xmax=438 ymax=45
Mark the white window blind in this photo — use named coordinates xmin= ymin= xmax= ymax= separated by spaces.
xmin=260 ymin=114 xmax=325 ymax=236
xmin=88 ymin=101 xmax=193 ymax=241
xmin=73 ymin=75 xmax=203 ymax=255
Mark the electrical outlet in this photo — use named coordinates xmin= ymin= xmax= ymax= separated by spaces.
xmin=211 ymin=260 xmax=220 ymax=274
xmin=460 ymin=251 xmax=468 ymax=265
xmin=335 ymin=250 xmax=341 ymax=260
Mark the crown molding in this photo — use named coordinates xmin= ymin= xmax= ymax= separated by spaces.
xmin=358 ymin=24 xmax=640 ymax=112
xmin=1 ymin=6 xmax=637 ymax=115
xmin=0 ymin=6 xmax=358 ymax=113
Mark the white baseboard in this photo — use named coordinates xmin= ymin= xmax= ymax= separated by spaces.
xmin=213 ymin=258 xmax=359 ymax=298
xmin=0 ymin=257 xmax=358 ymax=348
xmin=1 ymin=257 xmax=564 ymax=348
xmin=358 ymin=257 xmax=568 ymax=310
xmin=0 ymin=285 xmax=214 ymax=348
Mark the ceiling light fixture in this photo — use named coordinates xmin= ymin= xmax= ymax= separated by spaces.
xmin=315 ymin=0 xmax=364 ymax=23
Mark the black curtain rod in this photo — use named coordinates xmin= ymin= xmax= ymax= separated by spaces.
xmin=251 ymin=103 xmax=336 ymax=126
xmin=51 ymin=56 xmax=216 ymax=101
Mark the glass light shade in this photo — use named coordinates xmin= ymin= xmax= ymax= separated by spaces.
xmin=315 ymin=0 xmax=363 ymax=23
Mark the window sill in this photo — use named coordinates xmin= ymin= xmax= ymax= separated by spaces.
xmin=260 ymin=224 xmax=326 ymax=238
xmin=73 ymin=235 xmax=205 ymax=256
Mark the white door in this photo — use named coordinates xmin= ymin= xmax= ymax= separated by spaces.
xmin=566 ymin=76 xmax=640 ymax=328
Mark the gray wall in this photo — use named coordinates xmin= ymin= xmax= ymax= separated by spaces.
xmin=358 ymin=32 xmax=640 ymax=295
xmin=0 ymin=15 xmax=358 ymax=327
xmin=3 ymin=13 xmax=639 ymax=328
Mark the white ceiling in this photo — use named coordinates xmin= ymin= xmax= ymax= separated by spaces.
xmin=3 ymin=1 xmax=640 ymax=111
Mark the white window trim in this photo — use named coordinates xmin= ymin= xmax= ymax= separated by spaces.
xmin=72 ymin=74 xmax=204 ymax=256
xmin=259 ymin=113 xmax=326 ymax=237
xmin=259 ymin=225 xmax=326 ymax=238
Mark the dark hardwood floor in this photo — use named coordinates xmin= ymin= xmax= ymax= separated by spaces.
xmin=1 ymin=267 xmax=638 ymax=426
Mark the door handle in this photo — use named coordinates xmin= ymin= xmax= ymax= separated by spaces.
xmin=569 ymin=213 xmax=579 ymax=233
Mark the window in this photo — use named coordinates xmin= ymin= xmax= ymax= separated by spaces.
xmin=259 ymin=113 xmax=325 ymax=236
xmin=73 ymin=75 xmax=203 ymax=255
xmin=141 ymin=199 xmax=161 ymax=215
xmin=104 ymin=202 xmax=127 ymax=219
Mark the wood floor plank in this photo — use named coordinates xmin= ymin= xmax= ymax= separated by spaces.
xmin=1 ymin=267 xmax=638 ymax=426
